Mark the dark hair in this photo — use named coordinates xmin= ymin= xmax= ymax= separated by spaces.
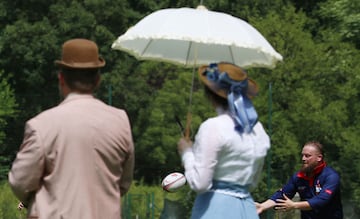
xmin=204 ymin=86 xmax=228 ymax=109
xmin=60 ymin=68 xmax=100 ymax=93
xmin=304 ymin=141 xmax=324 ymax=157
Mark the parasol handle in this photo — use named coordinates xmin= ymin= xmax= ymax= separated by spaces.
xmin=184 ymin=112 xmax=192 ymax=141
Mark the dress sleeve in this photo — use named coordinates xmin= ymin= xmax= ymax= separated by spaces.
xmin=181 ymin=119 xmax=222 ymax=193
xmin=249 ymin=123 xmax=270 ymax=189
xmin=249 ymin=158 xmax=265 ymax=190
xmin=8 ymin=121 xmax=45 ymax=205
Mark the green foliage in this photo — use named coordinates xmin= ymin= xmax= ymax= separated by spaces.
xmin=337 ymin=125 xmax=360 ymax=214
xmin=122 ymin=180 xmax=166 ymax=218
xmin=0 ymin=181 xmax=27 ymax=219
xmin=0 ymin=71 xmax=16 ymax=118
xmin=122 ymin=180 xmax=192 ymax=218
xmin=317 ymin=0 xmax=360 ymax=47
xmin=0 ymin=71 xmax=17 ymax=180
xmin=0 ymin=180 xmax=191 ymax=219
xmin=1 ymin=0 xmax=360 ymax=216
xmin=134 ymin=68 xmax=213 ymax=182
xmin=249 ymin=5 xmax=360 ymax=214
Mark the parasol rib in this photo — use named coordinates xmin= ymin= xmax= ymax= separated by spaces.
xmin=140 ymin=39 xmax=153 ymax=56
xmin=185 ymin=41 xmax=193 ymax=66
xmin=229 ymin=46 xmax=235 ymax=64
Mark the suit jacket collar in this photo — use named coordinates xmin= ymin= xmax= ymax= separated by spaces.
xmin=60 ymin=93 xmax=94 ymax=105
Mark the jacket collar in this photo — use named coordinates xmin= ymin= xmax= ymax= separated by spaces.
xmin=60 ymin=93 xmax=94 ymax=105
xmin=297 ymin=162 xmax=326 ymax=186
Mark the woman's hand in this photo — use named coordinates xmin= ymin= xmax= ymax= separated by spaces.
xmin=255 ymin=202 xmax=265 ymax=214
xmin=177 ymin=137 xmax=193 ymax=155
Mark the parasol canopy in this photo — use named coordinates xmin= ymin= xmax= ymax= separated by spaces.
xmin=112 ymin=5 xmax=283 ymax=69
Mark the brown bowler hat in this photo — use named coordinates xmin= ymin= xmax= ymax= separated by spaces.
xmin=55 ymin=39 xmax=105 ymax=69
xmin=198 ymin=62 xmax=259 ymax=99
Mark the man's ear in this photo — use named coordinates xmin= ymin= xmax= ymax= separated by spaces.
xmin=317 ymin=154 xmax=323 ymax=162
xmin=95 ymin=73 xmax=101 ymax=88
xmin=58 ymin=72 xmax=65 ymax=86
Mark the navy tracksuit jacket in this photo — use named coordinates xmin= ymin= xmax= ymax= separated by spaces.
xmin=270 ymin=162 xmax=343 ymax=219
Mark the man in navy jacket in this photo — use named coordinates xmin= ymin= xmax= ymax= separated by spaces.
xmin=256 ymin=141 xmax=343 ymax=219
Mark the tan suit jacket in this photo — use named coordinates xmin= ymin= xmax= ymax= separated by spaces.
xmin=9 ymin=94 xmax=134 ymax=219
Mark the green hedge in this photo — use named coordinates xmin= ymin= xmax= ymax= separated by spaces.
xmin=123 ymin=179 xmax=193 ymax=218
xmin=0 ymin=180 xmax=192 ymax=219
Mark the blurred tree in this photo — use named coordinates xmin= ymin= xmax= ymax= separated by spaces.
xmin=250 ymin=3 xmax=360 ymax=214
xmin=1 ymin=0 xmax=360 ymax=214
xmin=317 ymin=0 xmax=360 ymax=48
xmin=0 ymin=0 xmax=131 ymax=164
xmin=0 ymin=71 xmax=17 ymax=180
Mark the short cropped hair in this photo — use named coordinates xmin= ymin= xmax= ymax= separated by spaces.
xmin=60 ymin=68 xmax=100 ymax=93
xmin=304 ymin=141 xmax=324 ymax=158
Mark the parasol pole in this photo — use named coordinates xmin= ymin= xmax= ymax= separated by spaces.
xmin=184 ymin=42 xmax=198 ymax=140
xmin=184 ymin=111 xmax=192 ymax=141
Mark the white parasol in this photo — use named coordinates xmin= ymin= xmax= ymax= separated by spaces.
xmin=112 ymin=5 xmax=283 ymax=138
xmin=112 ymin=5 xmax=283 ymax=69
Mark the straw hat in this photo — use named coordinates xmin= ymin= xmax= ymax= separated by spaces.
xmin=198 ymin=62 xmax=258 ymax=99
xmin=55 ymin=39 xmax=105 ymax=69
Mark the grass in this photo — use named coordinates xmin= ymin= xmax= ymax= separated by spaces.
xmin=0 ymin=181 xmax=27 ymax=219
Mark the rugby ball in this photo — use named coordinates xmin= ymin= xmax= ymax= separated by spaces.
xmin=161 ymin=172 xmax=186 ymax=192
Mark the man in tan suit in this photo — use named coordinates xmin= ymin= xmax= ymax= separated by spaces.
xmin=9 ymin=38 xmax=134 ymax=219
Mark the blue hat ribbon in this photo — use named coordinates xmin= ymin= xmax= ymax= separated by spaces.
xmin=205 ymin=63 xmax=258 ymax=133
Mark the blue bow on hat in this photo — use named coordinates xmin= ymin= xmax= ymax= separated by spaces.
xmin=205 ymin=63 xmax=258 ymax=133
